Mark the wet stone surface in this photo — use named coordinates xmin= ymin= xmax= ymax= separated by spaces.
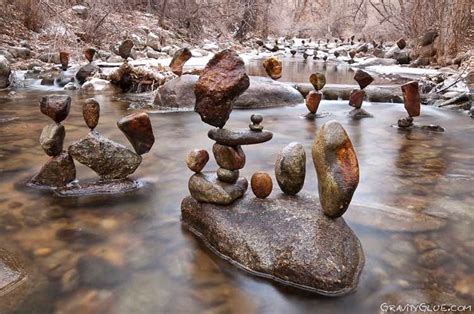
xmin=208 ymin=128 xmax=273 ymax=146
xmin=188 ymin=172 xmax=248 ymax=205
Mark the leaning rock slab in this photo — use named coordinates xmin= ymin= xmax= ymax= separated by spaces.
xmin=188 ymin=172 xmax=248 ymax=205
xmin=68 ymin=131 xmax=142 ymax=180
xmin=275 ymin=142 xmax=306 ymax=195
xmin=181 ymin=192 xmax=364 ymax=295
xmin=28 ymin=152 xmax=76 ymax=187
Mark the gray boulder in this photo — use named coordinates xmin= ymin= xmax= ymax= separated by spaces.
xmin=0 ymin=56 xmax=11 ymax=89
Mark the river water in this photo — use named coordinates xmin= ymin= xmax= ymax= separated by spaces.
xmin=0 ymin=60 xmax=473 ymax=313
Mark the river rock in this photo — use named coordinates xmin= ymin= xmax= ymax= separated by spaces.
xmin=349 ymin=89 xmax=365 ymax=108
xmin=59 ymin=52 xmax=69 ymax=70
xmin=309 ymin=73 xmax=326 ymax=91
xmin=275 ymin=142 xmax=306 ymax=195
xmin=0 ymin=55 xmax=11 ymax=89
xmin=188 ymin=172 xmax=248 ymax=205
xmin=169 ymin=48 xmax=192 ymax=76
xmin=194 ymin=49 xmax=250 ymax=128
xmin=83 ymin=98 xmax=100 ymax=130
xmin=117 ymin=112 xmax=155 ymax=155
xmin=181 ymin=192 xmax=365 ymax=295
xmin=212 ymin=143 xmax=245 ymax=170
xmin=251 ymin=171 xmax=273 ymax=199
xmin=208 ymin=128 xmax=273 ymax=146
xmin=217 ymin=168 xmax=239 ymax=184
xmin=84 ymin=48 xmax=96 ymax=62
xmin=76 ymin=63 xmax=100 ymax=84
xmin=154 ymin=75 xmax=304 ymax=110
xmin=348 ymin=108 xmax=373 ymax=119
xmin=353 ymin=70 xmax=374 ymax=89
xmin=40 ymin=123 xmax=65 ymax=156
xmin=262 ymin=56 xmax=282 ymax=80
xmin=401 ymin=81 xmax=421 ymax=117
xmin=119 ymin=39 xmax=134 ymax=59
xmin=312 ymin=121 xmax=359 ymax=218
xmin=396 ymin=38 xmax=406 ymax=49
xmin=29 ymin=152 xmax=76 ymax=187
xmin=77 ymin=255 xmax=126 ymax=288
xmin=186 ymin=149 xmax=209 ymax=173
xmin=68 ymin=131 xmax=142 ymax=180
xmin=306 ymin=91 xmax=322 ymax=113
xmin=39 ymin=95 xmax=71 ymax=123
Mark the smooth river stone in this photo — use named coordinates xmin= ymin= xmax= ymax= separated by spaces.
xmin=68 ymin=131 xmax=142 ymax=180
xmin=309 ymin=73 xmax=326 ymax=91
xmin=186 ymin=149 xmax=209 ymax=173
xmin=194 ymin=49 xmax=250 ymax=128
xmin=353 ymin=69 xmax=374 ymax=89
xmin=119 ymin=39 xmax=134 ymax=59
xmin=401 ymin=81 xmax=421 ymax=117
xmin=40 ymin=123 xmax=65 ymax=156
xmin=275 ymin=142 xmax=306 ymax=195
xmin=29 ymin=152 xmax=76 ymax=187
xmin=217 ymin=167 xmax=239 ymax=184
xmin=212 ymin=143 xmax=246 ymax=170
xmin=181 ymin=192 xmax=365 ymax=295
xmin=349 ymin=89 xmax=365 ymax=108
xmin=262 ymin=56 xmax=282 ymax=80
xmin=84 ymin=47 xmax=96 ymax=62
xmin=83 ymin=98 xmax=100 ymax=129
xmin=117 ymin=112 xmax=155 ymax=155
xmin=208 ymin=128 xmax=273 ymax=146
xmin=39 ymin=95 xmax=71 ymax=123
xmin=59 ymin=52 xmax=69 ymax=70
xmin=188 ymin=172 xmax=248 ymax=205
xmin=312 ymin=120 xmax=359 ymax=218
xmin=306 ymin=90 xmax=322 ymax=113
xmin=251 ymin=171 xmax=273 ymax=199
xmin=169 ymin=47 xmax=192 ymax=76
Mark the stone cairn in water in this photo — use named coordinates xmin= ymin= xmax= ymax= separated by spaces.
xmin=397 ymin=81 xmax=445 ymax=132
xmin=28 ymin=95 xmax=155 ymax=195
xmin=59 ymin=51 xmax=69 ymax=71
xmin=305 ymin=73 xmax=327 ymax=119
xmin=186 ymin=49 xmax=273 ymax=204
xmin=348 ymin=69 xmax=374 ymax=118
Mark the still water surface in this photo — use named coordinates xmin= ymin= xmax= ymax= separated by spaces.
xmin=0 ymin=63 xmax=472 ymax=313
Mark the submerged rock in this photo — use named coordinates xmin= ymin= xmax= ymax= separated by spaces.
xmin=348 ymin=108 xmax=373 ymax=119
xmin=68 ymin=131 xmax=142 ymax=180
xmin=194 ymin=49 xmax=250 ymax=128
xmin=312 ymin=121 xmax=359 ymax=218
xmin=169 ymin=48 xmax=192 ymax=76
xmin=40 ymin=123 xmax=65 ymax=156
xmin=56 ymin=179 xmax=140 ymax=197
xmin=117 ymin=112 xmax=155 ymax=155
xmin=39 ymin=95 xmax=71 ymax=123
xmin=262 ymin=56 xmax=282 ymax=80
xmin=188 ymin=172 xmax=248 ymax=205
xmin=181 ymin=192 xmax=364 ymax=295
xmin=29 ymin=152 xmax=76 ymax=187
xmin=275 ymin=142 xmax=306 ymax=195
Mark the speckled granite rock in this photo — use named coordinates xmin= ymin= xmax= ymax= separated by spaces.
xmin=28 ymin=152 xmax=76 ymax=187
xmin=181 ymin=192 xmax=364 ymax=295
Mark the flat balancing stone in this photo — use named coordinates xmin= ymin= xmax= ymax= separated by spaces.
xmin=208 ymin=128 xmax=273 ymax=146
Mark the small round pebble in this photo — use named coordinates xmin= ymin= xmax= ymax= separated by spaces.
xmin=251 ymin=171 xmax=273 ymax=199
xmin=186 ymin=149 xmax=209 ymax=173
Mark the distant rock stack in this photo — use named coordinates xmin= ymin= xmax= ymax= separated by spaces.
xmin=398 ymin=80 xmax=421 ymax=128
xmin=305 ymin=73 xmax=326 ymax=119
xmin=59 ymin=52 xmax=69 ymax=71
xmin=348 ymin=69 xmax=374 ymax=119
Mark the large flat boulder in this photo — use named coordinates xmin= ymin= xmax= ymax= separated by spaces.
xmin=181 ymin=192 xmax=364 ymax=295
xmin=154 ymin=75 xmax=304 ymax=110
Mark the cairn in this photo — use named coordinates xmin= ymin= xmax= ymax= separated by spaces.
xmin=348 ymin=69 xmax=374 ymax=118
xmin=305 ymin=73 xmax=327 ymax=119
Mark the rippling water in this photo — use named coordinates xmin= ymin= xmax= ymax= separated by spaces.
xmin=0 ymin=64 xmax=473 ymax=313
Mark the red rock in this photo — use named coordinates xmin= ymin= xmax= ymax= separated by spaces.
xmin=212 ymin=144 xmax=246 ymax=170
xmin=251 ymin=171 xmax=272 ymax=199
xmin=170 ymin=48 xmax=192 ymax=76
xmin=39 ymin=95 xmax=71 ymax=123
xmin=349 ymin=90 xmax=365 ymax=109
xmin=84 ymin=48 xmax=96 ymax=63
xmin=306 ymin=91 xmax=322 ymax=113
xmin=401 ymin=81 xmax=421 ymax=117
xmin=349 ymin=50 xmax=356 ymax=59
xmin=262 ymin=56 xmax=282 ymax=80
xmin=117 ymin=112 xmax=155 ymax=155
xmin=59 ymin=52 xmax=69 ymax=70
xmin=396 ymin=38 xmax=406 ymax=50
xmin=187 ymin=149 xmax=209 ymax=173
xmin=353 ymin=70 xmax=374 ymax=89
xmin=83 ymin=98 xmax=100 ymax=129
xmin=194 ymin=49 xmax=250 ymax=128
xmin=118 ymin=39 xmax=134 ymax=59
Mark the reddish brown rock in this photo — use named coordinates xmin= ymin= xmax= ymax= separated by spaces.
xmin=401 ymin=81 xmax=421 ymax=117
xmin=251 ymin=171 xmax=273 ymax=199
xmin=309 ymin=73 xmax=326 ymax=91
xmin=349 ymin=50 xmax=356 ymax=59
xmin=84 ymin=48 xmax=96 ymax=63
xmin=186 ymin=149 xmax=209 ymax=173
xmin=396 ymin=38 xmax=407 ymax=50
xmin=194 ymin=49 xmax=250 ymax=128
xmin=349 ymin=89 xmax=365 ymax=109
xmin=353 ymin=70 xmax=374 ymax=89
xmin=59 ymin=52 xmax=69 ymax=70
xmin=83 ymin=98 xmax=100 ymax=130
xmin=118 ymin=39 xmax=134 ymax=59
xmin=29 ymin=152 xmax=76 ymax=187
xmin=306 ymin=90 xmax=322 ymax=113
xmin=117 ymin=112 xmax=155 ymax=155
xmin=262 ymin=56 xmax=282 ymax=80
xmin=170 ymin=48 xmax=192 ymax=76
xmin=212 ymin=143 xmax=246 ymax=170
xmin=39 ymin=95 xmax=71 ymax=123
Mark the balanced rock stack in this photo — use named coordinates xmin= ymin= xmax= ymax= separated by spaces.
xmin=348 ymin=69 xmax=374 ymax=118
xmin=398 ymin=81 xmax=421 ymax=128
xmin=76 ymin=49 xmax=100 ymax=85
xmin=29 ymin=95 xmax=76 ymax=188
xmin=305 ymin=73 xmax=326 ymax=118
